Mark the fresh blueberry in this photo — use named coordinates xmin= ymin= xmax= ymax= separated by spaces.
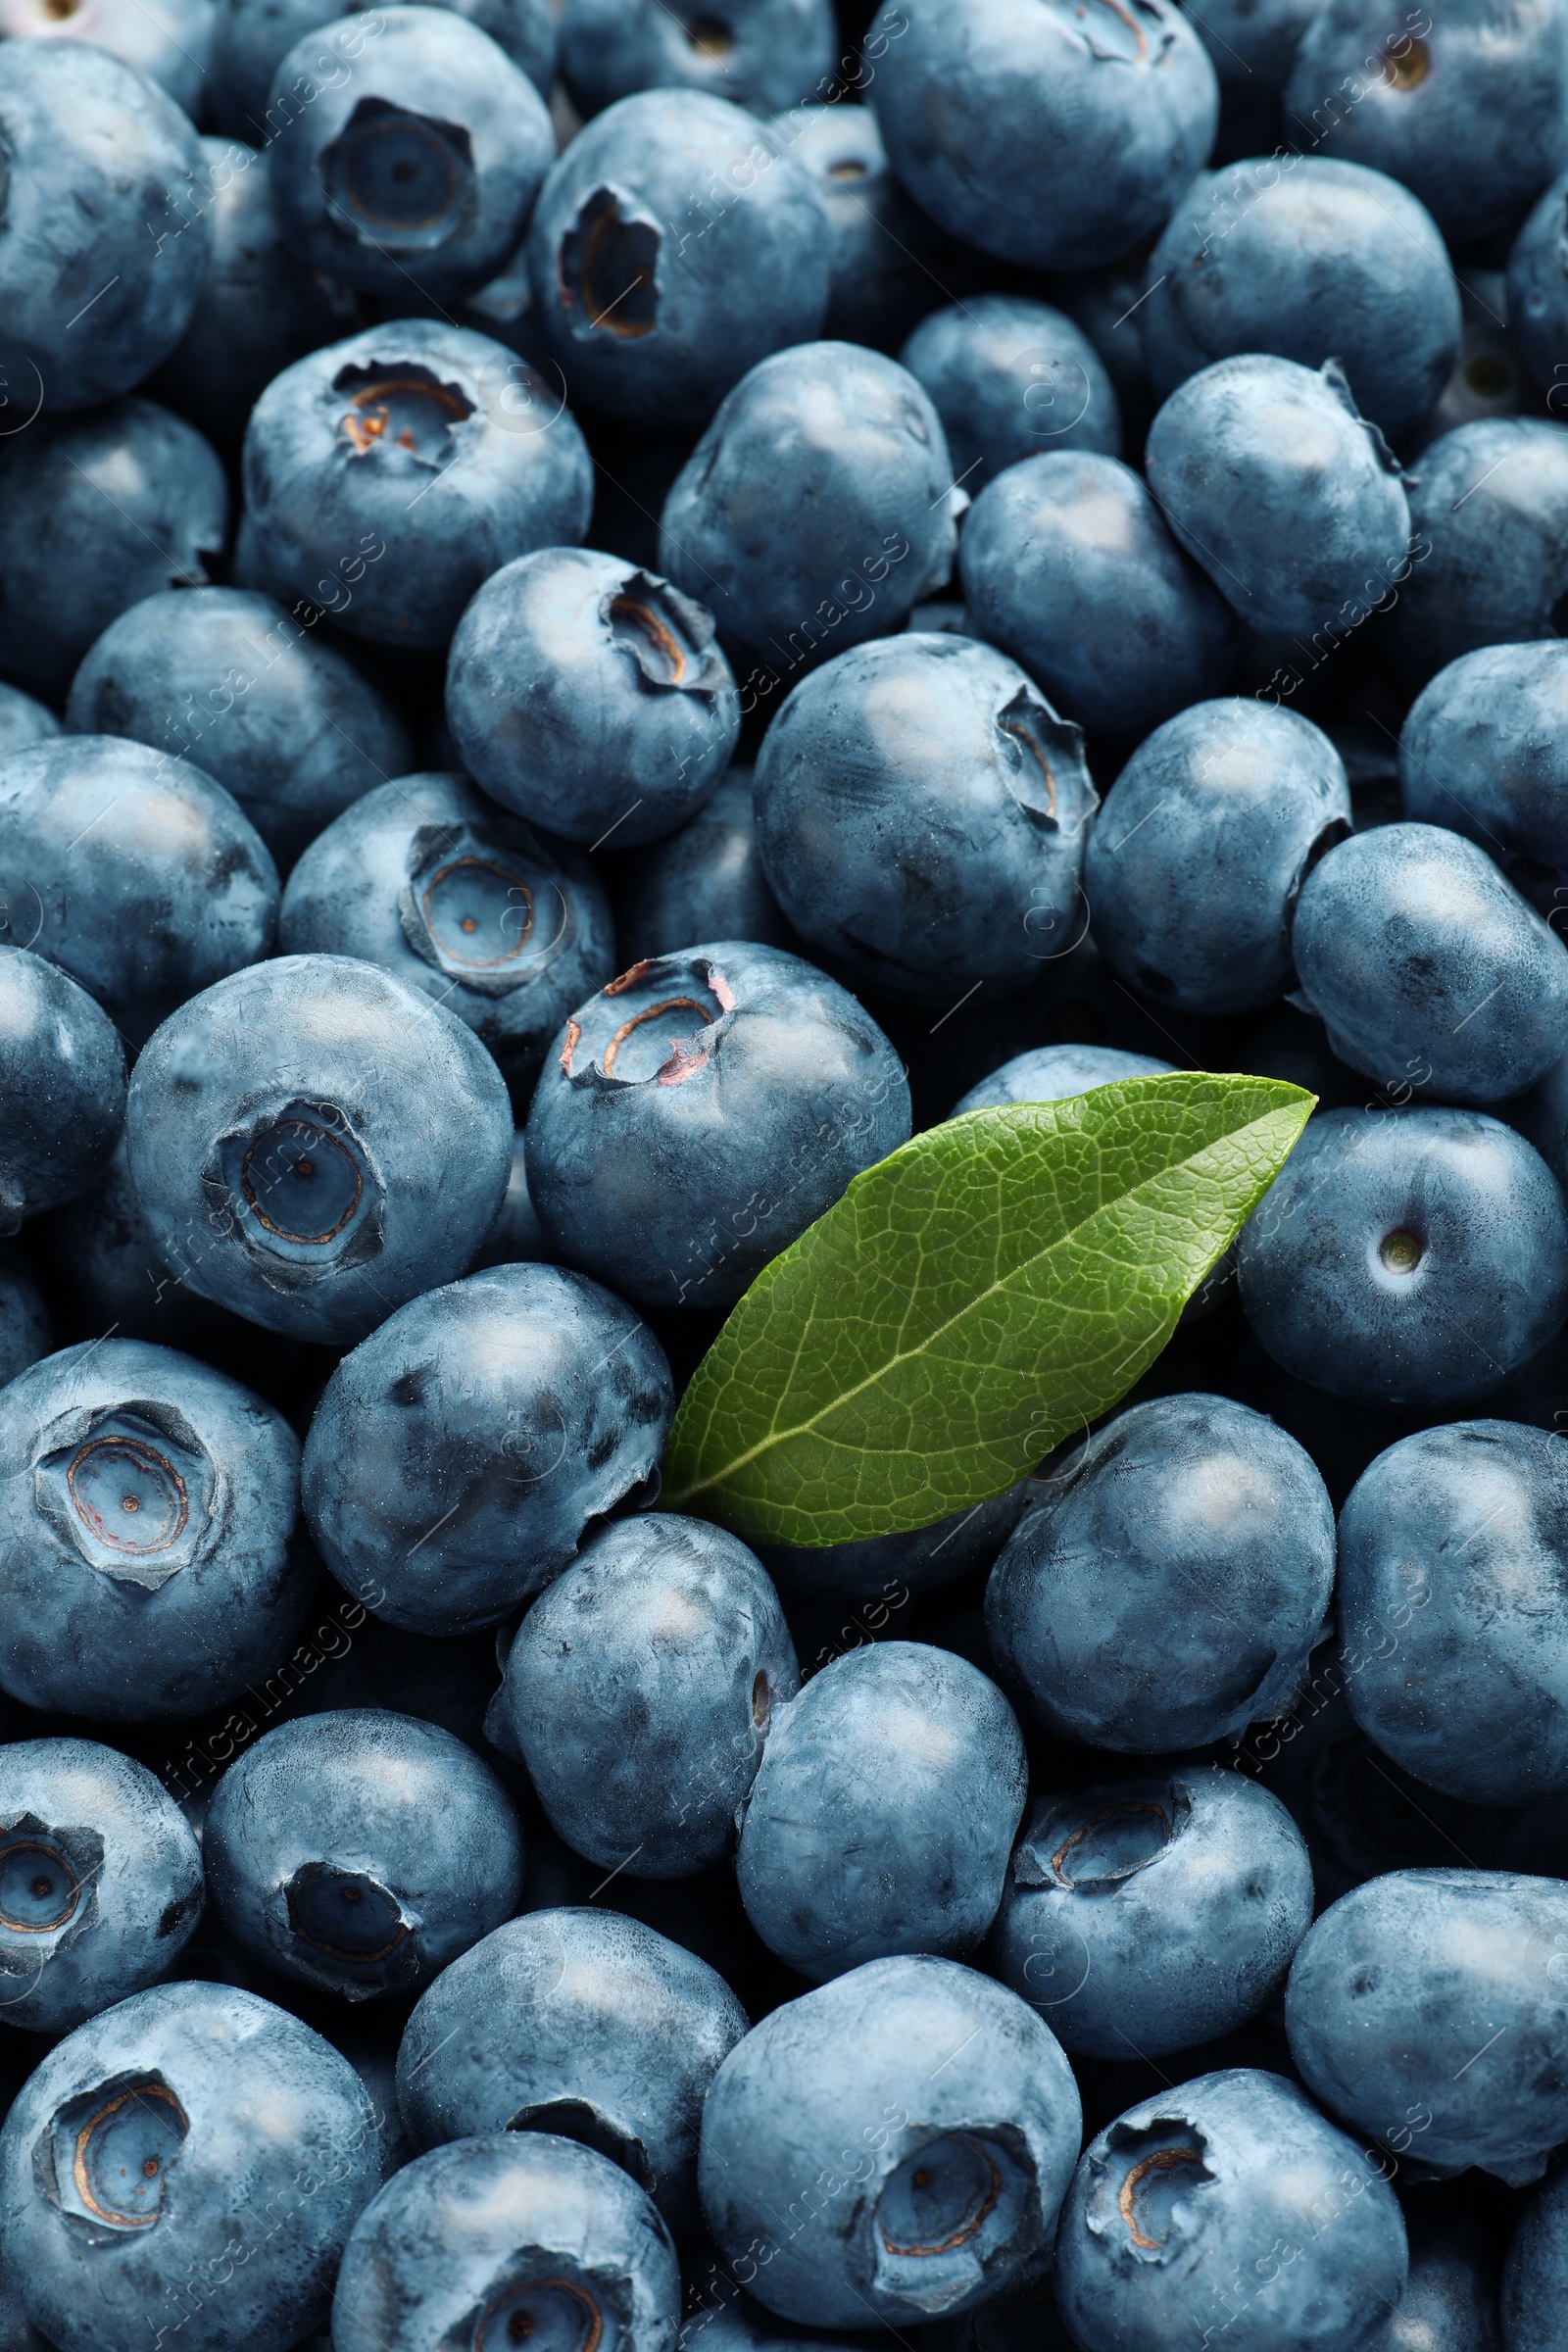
xmin=988 ymin=1395 xmax=1336 ymax=1751
xmin=0 ymin=1981 xmax=379 ymax=2352
xmin=1189 ymin=0 xmax=1324 ymax=151
xmin=0 ymin=685 xmax=57 ymax=759
xmin=0 ymin=1739 xmax=203 ymax=2034
xmin=525 ymin=940 xmax=908 ymax=1307
xmin=211 ymin=0 xmax=557 ymax=134
xmin=124 ymin=955 xmax=513 ymax=1345
xmin=0 ymin=400 xmax=228 ymax=704
xmin=1503 ymin=2166 xmax=1568 ymax=2350
xmin=1237 ymin=1106 xmax=1568 ymax=1408
xmin=1286 ymin=1867 xmax=1568 ymax=2184
xmin=242 ymin=319 xmax=593 ymax=652
xmin=615 ymin=768 xmax=791 ymax=959
xmin=560 ymin=0 xmax=836 ymax=118
xmin=445 ymin=549 xmax=740 ymax=848
xmin=279 ymin=772 xmax=616 ymax=1100
xmin=870 ymin=0 xmax=1217 ymax=270
xmin=396 ymin=1907 xmax=747 ymax=2236
xmin=0 ymin=1338 xmax=311 ymax=1719
xmin=0 ymin=1245 xmax=49 ymax=1386
xmin=333 ymin=2131 xmax=680 ymax=2352
xmin=953 ymin=1045 xmax=1174 ymax=1113
xmin=0 ymin=43 xmax=209 ymax=414
xmin=36 ymin=1136 xmax=234 ymax=1354
xmin=0 ymin=0 xmax=216 ymax=117
xmin=1508 ymin=168 xmax=1568 ymax=398
xmin=1385 ymin=420 xmax=1568 ymax=687
xmin=1144 ymin=355 xmax=1412 ymax=638
xmin=771 ymin=102 xmax=964 ymax=355
xmin=1398 ymin=641 xmax=1568 ymax=890
xmin=992 ymin=1767 xmax=1314 ymax=2061
xmin=470 ymin=1131 xmax=557 ymax=1266
xmin=698 ymin=1954 xmax=1082 ymax=2325
xmin=958 ymin=453 xmax=1238 ymax=742
xmin=0 ymin=949 xmax=124 ymax=1234
xmin=658 ymin=342 xmax=964 ymax=674
xmin=899 ymin=296 xmax=1121 ymax=491
xmin=204 ymin=1709 xmax=524 ymax=2001
xmin=1380 ymin=2216 xmax=1502 ymax=2352
xmin=754 ymin=635 xmax=1098 ymax=1004
xmin=303 ymin=1262 xmax=673 ymax=1635
xmin=756 ymin=1482 xmax=1027 ymax=1607
xmin=734 ymin=1640 xmax=1026 ymax=1980
xmin=1054 ymin=2068 xmax=1407 ymax=2352
xmin=68 ymin=590 xmax=414 ymax=873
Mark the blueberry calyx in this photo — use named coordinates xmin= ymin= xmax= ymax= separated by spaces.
xmin=320 ymin=97 xmax=479 ymax=255
xmin=34 ymin=1401 xmax=219 ymax=1592
xmin=601 ymin=573 xmax=730 ymax=702
xmin=48 ymin=2072 xmax=189 ymax=2236
xmin=209 ymin=1097 xmax=386 ymax=1289
xmin=560 ymin=187 xmax=661 ymax=341
xmin=1086 ymin=2116 xmax=1214 ymax=2265
xmin=333 ymin=359 xmax=475 ymax=466
xmin=560 ymin=956 xmax=737 ymax=1090
xmin=869 ymin=2127 xmax=1036 ymax=2313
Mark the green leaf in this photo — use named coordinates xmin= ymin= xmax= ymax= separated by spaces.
xmin=662 ymin=1071 xmax=1313 ymax=1546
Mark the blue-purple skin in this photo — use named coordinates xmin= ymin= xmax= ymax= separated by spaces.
xmin=525 ymin=90 xmax=831 ymax=429
xmin=772 ymin=103 xmax=966 ymax=355
xmin=0 ymin=1983 xmax=379 ymax=2352
xmin=445 ymin=549 xmax=740 ymax=849
xmin=757 ymin=1481 xmax=1027 ymax=1606
xmin=958 ymin=453 xmax=1238 ymax=742
xmin=1337 ymin=1422 xmax=1568 ymax=1807
xmin=68 ymin=590 xmax=414 ymax=873
xmin=0 ymin=1338 xmax=312 ymax=1720
xmin=396 ymin=1907 xmax=747 ymax=2238
xmin=280 ymin=773 xmax=616 ymax=1102
xmin=755 ymin=635 xmax=1098 ymax=1004
xmin=615 ymin=768 xmax=791 ymax=960
xmin=0 ymin=687 xmax=57 ymax=759
xmin=1503 ymin=2167 xmax=1568 ymax=2350
xmin=0 ymin=44 xmax=209 ymax=415
xmin=1237 ymin=1107 xmax=1568 ymax=1409
xmin=124 ymin=956 xmax=513 ymax=1347
xmin=1055 ymin=2069 xmax=1407 ymax=2352
xmin=987 ymin=1395 xmax=1335 ymax=1752
xmin=0 ymin=950 xmax=124 ymax=1234
xmin=303 ymin=1263 xmax=672 ymax=1635
xmin=210 ymin=0 xmax=556 ymax=135
xmin=1509 ymin=168 xmax=1568 ymax=396
xmin=1287 ymin=1868 xmax=1568 ymax=2184
xmin=698 ymin=1955 xmax=1081 ymax=2327
xmin=1189 ymin=0 xmax=1321 ymax=108
xmin=0 ymin=400 xmax=229 ymax=703
xmin=204 ymin=1709 xmax=524 ymax=2002
xmin=0 ymin=1740 xmax=203 ymax=2034
xmin=35 ymin=1135 xmax=234 ymax=1355
xmin=561 ymin=0 xmax=835 ymax=118
xmin=0 ymin=1244 xmax=50 ymax=1385
xmin=1143 ymin=159 xmax=1460 ymax=441
xmin=1375 ymin=2218 xmax=1501 ymax=2351
xmin=1145 ymin=355 xmax=1412 ymax=639
xmin=1399 ymin=641 xmax=1568 ymax=883
xmin=242 ymin=320 xmax=593 ymax=652
xmin=869 ymin=0 xmax=1217 ymax=270
xmin=899 ymin=297 xmax=1121 ymax=493
xmin=992 ymin=1768 xmax=1314 ymax=2061
xmin=149 ymin=140 xmax=308 ymax=453
xmin=658 ymin=343 xmax=963 ymax=671
xmin=499 ymin=1514 xmax=798 ymax=1879
xmin=268 ymin=9 xmax=554 ymax=306
xmin=524 ymin=941 xmax=910 ymax=1310
xmin=1285 ymin=0 xmax=1568 ymax=248
xmin=735 ymin=1641 xmax=1027 ymax=1982
xmin=1085 ymin=698 xmax=1349 ymax=1016
xmin=333 ymin=2132 xmax=680 ymax=2352
xmin=953 ymin=1044 xmax=1173 ymax=1114
xmin=1385 ymin=420 xmax=1568 ymax=688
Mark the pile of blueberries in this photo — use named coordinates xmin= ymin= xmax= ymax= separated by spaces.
xmin=13 ymin=0 xmax=1568 ymax=2344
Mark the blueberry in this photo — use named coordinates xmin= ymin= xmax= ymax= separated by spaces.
xmin=1286 ymin=1867 xmax=1568 ymax=2183
xmin=1054 ymin=2068 xmax=1406 ymax=2352
xmin=0 ymin=1740 xmax=203 ymax=2035
xmin=870 ymin=0 xmax=1217 ymax=270
xmin=771 ymin=102 xmax=963 ymax=355
xmin=1384 ymin=2215 xmax=1502 ymax=2352
xmin=899 ymin=296 xmax=1121 ymax=492
xmin=0 ymin=400 xmax=228 ymax=704
xmin=560 ymin=0 xmax=836 ymax=118
xmin=615 ymin=768 xmax=791 ymax=959
xmin=0 ymin=44 xmax=209 ymax=415
xmin=445 ymin=550 xmax=740 ymax=848
xmin=524 ymin=941 xmax=909 ymax=1308
xmin=1189 ymin=0 xmax=1324 ymax=144
xmin=0 ymin=1245 xmax=49 ymax=1387
xmin=303 ymin=1262 xmax=672 ymax=1635
xmin=1143 ymin=159 xmax=1460 ymax=442
xmin=396 ymin=1907 xmax=747 ymax=2236
xmin=1237 ymin=1106 xmax=1568 ymax=1408
xmin=0 ymin=949 xmax=124 ymax=1234
xmin=211 ymin=0 xmax=557 ymax=134
xmin=1508 ymin=169 xmax=1568 ymax=398
xmin=754 ymin=635 xmax=1098 ymax=1004
xmin=333 ymin=2131 xmax=680 ymax=2352
xmin=68 ymin=590 xmax=414 ymax=873
xmin=992 ymin=1767 xmax=1314 ymax=2061
xmin=952 ymin=1045 xmax=1173 ymax=1114
xmin=0 ymin=1338 xmax=311 ymax=1719
xmin=525 ymin=91 xmax=831 ymax=429
xmin=124 ymin=955 xmax=513 ymax=1345
xmin=1503 ymin=2166 xmax=1568 ymax=2350
xmin=0 ymin=1982 xmax=379 ymax=2352
xmin=1398 ymin=641 xmax=1568 ymax=887
xmin=241 ymin=320 xmax=593 ymax=652
xmin=658 ymin=342 xmax=964 ymax=673
xmin=987 ymin=1396 xmax=1335 ymax=1751
xmin=1145 ymin=355 xmax=1412 ymax=638
xmin=1385 ymin=420 xmax=1568 ymax=687
xmin=0 ymin=685 xmax=57 ymax=759
xmin=470 ymin=1131 xmax=557 ymax=1267
xmin=756 ymin=1482 xmax=1027 ymax=1607
xmin=698 ymin=1954 xmax=1081 ymax=2325
xmin=36 ymin=1135 xmax=233 ymax=1355
xmin=958 ymin=453 xmax=1238 ymax=742
xmin=734 ymin=1640 xmax=1025 ymax=1980
xmin=0 ymin=0 xmax=216 ymax=116
xmin=205 ymin=1709 xmax=524 ymax=2001
xmin=279 ymin=772 xmax=616 ymax=1101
